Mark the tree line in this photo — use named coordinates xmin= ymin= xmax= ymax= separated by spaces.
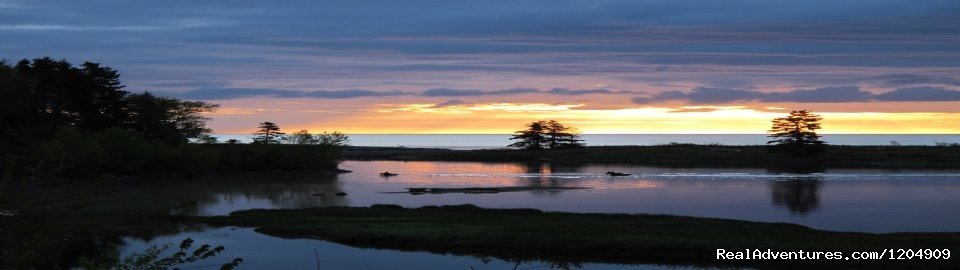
xmin=251 ymin=121 xmax=350 ymax=146
xmin=0 ymin=57 xmax=217 ymax=145
xmin=1 ymin=56 xmax=827 ymax=161
xmin=508 ymin=110 xmax=826 ymax=155
xmin=508 ymin=120 xmax=585 ymax=150
xmin=0 ymin=57 xmax=348 ymax=177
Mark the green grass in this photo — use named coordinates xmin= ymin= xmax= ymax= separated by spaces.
xmin=345 ymin=145 xmax=960 ymax=169
xmin=201 ymin=204 xmax=960 ymax=269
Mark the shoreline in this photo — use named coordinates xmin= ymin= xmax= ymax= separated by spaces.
xmin=344 ymin=145 xmax=960 ymax=169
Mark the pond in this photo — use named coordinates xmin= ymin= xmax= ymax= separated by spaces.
xmin=101 ymin=160 xmax=960 ymax=269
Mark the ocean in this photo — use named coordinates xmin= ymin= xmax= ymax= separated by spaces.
xmin=214 ymin=134 xmax=960 ymax=149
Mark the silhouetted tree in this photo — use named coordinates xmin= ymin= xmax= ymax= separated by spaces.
xmin=253 ymin=122 xmax=284 ymax=144
xmin=509 ymin=120 xmax=583 ymax=150
xmin=195 ymin=134 xmax=219 ymax=144
xmin=1 ymin=57 xmax=130 ymax=131
xmin=284 ymin=129 xmax=315 ymax=145
xmin=125 ymin=92 xmax=218 ymax=144
xmin=509 ymin=121 xmax=547 ymax=150
xmin=767 ymin=110 xmax=825 ymax=154
xmin=544 ymin=120 xmax=584 ymax=149
xmin=283 ymin=129 xmax=350 ymax=146
xmin=0 ymin=58 xmax=217 ymax=145
xmin=76 ymin=62 xmax=129 ymax=131
xmin=316 ymin=131 xmax=350 ymax=147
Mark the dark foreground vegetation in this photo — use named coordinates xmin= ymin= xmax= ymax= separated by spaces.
xmin=0 ymin=58 xmax=345 ymax=178
xmin=345 ymin=144 xmax=960 ymax=169
xmin=2 ymin=129 xmax=344 ymax=177
xmin=0 ymin=58 xmax=344 ymax=268
xmin=0 ymin=202 xmax=242 ymax=269
xmin=199 ymin=204 xmax=960 ymax=269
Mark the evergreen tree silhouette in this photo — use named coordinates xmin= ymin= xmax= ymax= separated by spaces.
xmin=253 ymin=122 xmax=285 ymax=144
xmin=767 ymin=110 xmax=826 ymax=154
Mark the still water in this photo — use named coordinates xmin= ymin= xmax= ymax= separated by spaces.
xmin=121 ymin=227 xmax=660 ymax=270
xmin=108 ymin=160 xmax=960 ymax=269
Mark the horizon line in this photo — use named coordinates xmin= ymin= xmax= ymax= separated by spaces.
xmin=209 ymin=133 xmax=960 ymax=135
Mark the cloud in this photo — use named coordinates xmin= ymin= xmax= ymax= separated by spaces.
xmin=874 ymin=87 xmax=960 ymax=101
xmin=172 ymin=87 xmax=410 ymax=100
xmin=0 ymin=24 xmax=163 ymax=31
xmin=304 ymin=89 xmax=409 ymax=99
xmin=865 ymin=74 xmax=960 ymax=87
xmin=632 ymin=87 xmax=763 ymax=104
xmin=421 ymin=87 xmax=644 ymax=97
xmin=164 ymin=86 xmax=639 ymax=100
xmin=431 ymin=99 xmax=469 ymax=108
xmin=0 ymin=19 xmax=229 ymax=31
xmin=547 ymin=88 xmax=643 ymax=95
xmin=4 ymin=1 xmax=958 ymax=99
xmin=420 ymin=88 xmax=539 ymax=97
xmin=668 ymin=106 xmax=749 ymax=113
xmin=631 ymin=86 xmax=960 ymax=104
xmin=761 ymin=86 xmax=873 ymax=103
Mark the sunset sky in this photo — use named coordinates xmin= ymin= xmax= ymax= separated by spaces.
xmin=2 ymin=0 xmax=959 ymax=134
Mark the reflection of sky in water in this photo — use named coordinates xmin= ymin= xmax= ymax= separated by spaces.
xmin=121 ymin=227 xmax=678 ymax=270
xmin=109 ymin=161 xmax=960 ymax=269
xmin=100 ymin=160 xmax=960 ymax=233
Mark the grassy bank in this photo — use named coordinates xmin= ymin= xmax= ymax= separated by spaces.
xmin=201 ymin=204 xmax=960 ymax=269
xmin=2 ymin=140 xmax=344 ymax=178
xmin=344 ymin=145 xmax=960 ymax=169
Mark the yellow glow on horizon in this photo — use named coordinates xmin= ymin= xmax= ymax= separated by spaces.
xmin=278 ymin=103 xmax=960 ymax=134
xmin=274 ymin=102 xmax=960 ymax=134
xmin=378 ymin=103 xmax=586 ymax=113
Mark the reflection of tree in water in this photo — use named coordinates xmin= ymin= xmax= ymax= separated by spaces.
xmin=241 ymin=182 xmax=348 ymax=210
xmin=519 ymin=162 xmax=585 ymax=175
xmin=1 ymin=173 xmax=350 ymax=268
xmin=546 ymin=163 xmax=586 ymax=174
xmin=770 ymin=177 xmax=822 ymax=215
xmin=516 ymin=162 xmax=585 ymax=196
xmin=172 ymin=175 xmax=348 ymax=215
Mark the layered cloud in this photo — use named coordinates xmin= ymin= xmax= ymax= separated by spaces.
xmin=631 ymin=86 xmax=960 ymax=104
xmin=420 ymin=88 xmax=538 ymax=97
xmin=166 ymin=87 xmax=636 ymax=100
xmin=866 ymin=74 xmax=960 ymax=87
xmin=3 ymin=0 xmax=958 ymax=94
xmin=3 ymin=1 xmax=959 ymax=133
xmin=174 ymin=87 xmax=409 ymax=100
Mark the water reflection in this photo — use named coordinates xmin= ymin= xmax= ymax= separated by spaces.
xmin=521 ymin=162 xmax=588 ymax=174
xmin=59 ymin=160 xmax=960 ymax=269
xmin=90 ymin=173 xmax=349 ymax=216
xmin=770 ymin=178 xmax=822 ymax=215
xmin=89 ymin=161 xmax=960 ymax=232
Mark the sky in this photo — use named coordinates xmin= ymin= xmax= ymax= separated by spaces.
xmin=2 ymin=0 xmax=959 ymax=134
